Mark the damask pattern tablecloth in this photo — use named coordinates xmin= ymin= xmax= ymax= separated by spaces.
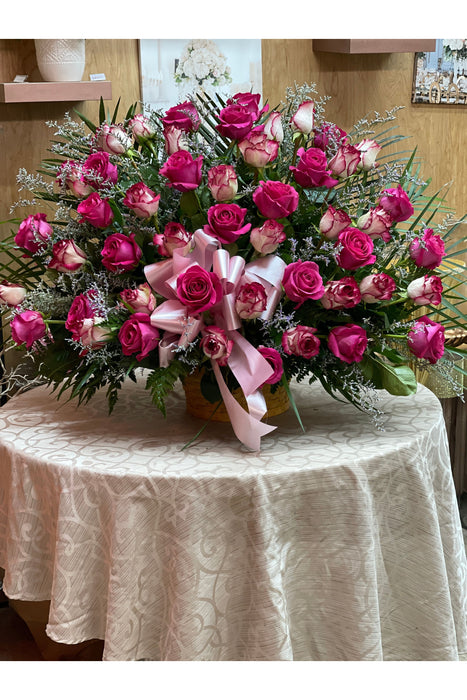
xmin=0 ymin=376 xmax=466 ymax=661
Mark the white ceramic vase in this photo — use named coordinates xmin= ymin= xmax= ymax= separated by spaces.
xmin=34 ymin=39 xmax=85 ymax=82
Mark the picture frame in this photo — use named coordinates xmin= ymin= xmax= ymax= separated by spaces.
xmin=412 ymin=39 xmax=467 ymax=105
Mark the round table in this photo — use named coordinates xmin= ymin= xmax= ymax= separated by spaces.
xmin=0 ymin=375 xmax=466 ymax=661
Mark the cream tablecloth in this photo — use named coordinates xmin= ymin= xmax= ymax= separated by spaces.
xmin=0 ymin=376 xmax=466 ymax=661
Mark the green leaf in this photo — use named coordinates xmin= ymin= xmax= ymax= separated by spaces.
xmin=360 ymin=355 xmax=417 ymax=396
xmin=73 ymin=108 xmax=98 ymax=133
xmin=179 ymin=191 xmax=200 ymax=217
xmin=111 ymin=97 xmax=121 ymax=125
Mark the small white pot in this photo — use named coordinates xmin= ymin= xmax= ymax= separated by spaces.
xmin=34 ymin=39 xmax=85 ymax=82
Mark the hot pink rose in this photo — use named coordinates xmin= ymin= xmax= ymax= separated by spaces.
xmin=263 ymin=111 xmax=283 ymax=142
xmin=320 ymin=277 xmax=361 ymax=310
xmin=253 ymin=180 xmax=299 ymax=219
xmin=56 ymin=160 xmax=93 ymax=198
xmin=229 ymin=92 xmax=264 ymax=121
xmin=0 ymin=281 xmax=26 ymax=307
xmin=357 ymin=207 xmax=393 ymax=242
xmin=83 ymin=152 xmax=118 ymax=188
xmin=95 ymin=123 xmax=132 ymax=155
xmin=408 ymin=315 xmax=445 ymax=364
xmin=313 ymin=122 xmax=348 ymax=152
xmin=207 ymin=165 xmax=238 ymax=202
xmin=128 ymin=113 xmax=156 ymax=142
xmin=158 ymin=222 xmax=192 ymax=257
xmin=409 ymin=228 xmax=445 ymax=269
xmin=48 ymin=240 xmax=87 ymax=273
xmin=282 ymin=325 xmax=320 ymax=359
xmin=10 ymin=310 xmax=47 ymax=348
xmin=101 ymin=233 xmax=142 ymax=273
xmin=319 ymin=206 xmax=352 ymax=240
xmin=119 ymin=283 xmax=156 ymax=315
xmin=65 ymin=293 xmax=94 ymax=340
xmin=335 ymin=227 xmax=376 ymax=270
xmin=162 ymin=101 xmax=200 ymax=133
xmin=283 ymin=260 xmax=325 ymax=305
xmin=238 ymin=128 xmax=279 ymax=168
xmin=379 ymin=185 xmax=414 ymax=223
xmin=200 ymin=326 xmax=233 ymax=366
xmin=359 ymin=273 xmax=396 ymax=303
xmin=118 ymin=313 xmax=160 ymax=362
xmin=407 ymin=275 xmax=443 ymax=306
xmin=77 ymin=193 xmax=114 ymax=228
xmin=163 ymin=125 xmax=189 ymax=155
xmin=176 ymin=264 xmax=223 ymax=314
xmin=159 ymin=150 xmax=203 ymax=192
xmin=215 ymin=104 xmax=255 ymax=141
xmin=15 ymin=213 xmax=52 ymax=255
xmin=328 ymin=144 xmax=361 ymax=178
xmin=356 ymin=139 xmax=381 ymax=170
xmin=257 ymin=346 xmax=284 ymax=385
xmin=328 ymin=324 xmax=368 ymax=363
xmin=77 ymin=317 xmax=111 ymax=353
xmin=235 ymin=282 xmax=268 ymax=319
xmin=123 ymin=182 xmax=160 ymax=219
xmin=204 ymin=203 xmax=251 ymax=244
xmin=250 ymin=219 xmax=286 ymax=254
xmin=289 ymin=148 xmax=339 ymax=188
xmin=291 ymin=100 xmax=315 ymax=134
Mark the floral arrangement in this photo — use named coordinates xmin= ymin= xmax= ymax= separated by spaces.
xmin=174 ymin=39 xmax=232 ymax=90
xmin=1 ymin=83 xmax=466 ymax=450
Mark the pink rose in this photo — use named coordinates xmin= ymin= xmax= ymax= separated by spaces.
xmin=65 ymin=293 xmax=94 ymax=340
xmin=163 ymin=125 xmax=189 ymax=155
xmin=162 ymin=101 xmax=200 ymax=133
xmin=328 ymin=144 xmax=361 ymax=178
xmin=238 ymin=128 xmax=279 ymax=168
xmin=128 ymin=113 xmax=156 ymax=142
xmin=359 ymin=273 xmax=396 ymax=303
xmin=83 ymin=152 xmax=118 ymax=188
xmin=257 ymin=346 xmax=284 ymax=385
xmin=335 ymin=227 xmax=376 ymax=270
xmin=56 ymin=160 xmax=93 ymax=198
xmin=320 ymin=277 xmax=361 ymax=310
xmin=313 ymin=122 xmax=348 ymax=152
xmin=319 ymin=206 xmax=352 ymax=240
xmin=101 ymin=233 xmax=142 ymax=273
xmin=229 ymin=92 xmax=264 ymax=121
xmin=283 ymin=260 xmax=325 ymax=305
xmin=291 ymin=100 xmax=315 ymax=134
xmin=48 ymin=240 xmax=87 ymax=273
xmin=77 ymin=317 xmax=111 ymax=353
xmin=77 ymin=192 xmax=114 ymax=228
xmin=15 ymin=213 xmax=52 ymax=255
xmin=263 ymin=112 xmax=283 ymax=142
xmin=289 ymin=148 xmax=339 ymax=188
xmin=10 ymin=310 xmax=47 ymax=348
xmin=250 ymin=219 xmax=286 ymax=254
xmin=235 ymin=282 xmax=268 ymax=319
xmin=119 ymin=283 xmax=156 ymax=315
xmin=123 ymin=182 xmax=160 ymax=219
xmin=207 ymin=165 xmax=238 ymax=202
xmin=282 ymin=325 xmax=320 ymax=359
xmin=176 ymin=264 xmax=223 ymax=314
xmin=95 ymin=123 xmax=132 ymax=155
xmin=158 ymin=222 xmax=192 ymax=257
xmin=407 ymin=275 xmax=443 ymax=306
xmin=159 ymin=150 xmax=203 ymax=192
xmin=357 ymin=207 xmax=393 ymax=242
xmin=408 ymin=315 xmax=445 ymax=364
xmin=204 ymin=203 xmax=251 ymax=245
xmin=328 ymin=324 xmax=368 ymax=363
xmin=356 ymin=139 xmax=381 ymax=170
xmin=200 ymin=326 xmax=233 ymax=366
xmin=379 ymin=185 xmax=414 ymax=223
xmin=409 ymin=228 xmax=445 ymax=269
xmin=215 ymin=104 xmax=255 ymax=141
xmin=118 ymin=313 xmax=160 ymax=362
xmin=253 ymin=180 xmax=299 ymax=219
xmin=0 ymin=281 xmax=26 ymax=307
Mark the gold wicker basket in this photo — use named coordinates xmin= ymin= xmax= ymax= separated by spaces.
xmin=182 ymin=370 xmax=290 ymax=422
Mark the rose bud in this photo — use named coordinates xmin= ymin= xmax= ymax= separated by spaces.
xmin=229 ymin=92 xmax=264 ymax=121
xmin=291 ymin=100 xmax=315 ymax=134
xmin=204 ymin=203 xmax=251 ymax=245
xmin=283 ymin=260 xmax=325 ymax=306
xmin=238 ymin=127 xmax=279 ymax=168
xmin=250 ymin=219 xmax=286 ymax=255
xmin=119 ymin=283 xmax=156 ymax=315
xmin=378 ymin=185 xmax=414 ymax=223
xmin=289 ymin=148 xmax=339 ymax=189
xmin=356 ymin=139 xmax=381 ymax=170
xmin=123 ymin=182 xmax=160 ymax=219
xmin=10 ymin=310 xmax=47 ymax=349
xmin=407 ymin=316 xmax=445 ymax=364
xmin=257 ymin=346 xmax=284 ymax=385
xmin=359 ymin=273 xmax=396 ymax=303
xmin=83 ymin=151 xmax=118 ymax=188
xmin=253 ymin=180 xmax=299 ymax=219
xmin=96 ymin=123 xmax=132 ymax=155
xmin=215 ymin=103 xmax=255 ymax=141
xmin=176 ymin=265 xmax=223 ymax=314
xmin=118 ymin=313 xmax=160 ymax=362
xmin=77 ymin=192 xmax=114 ymax=228
xmin=128 ymin=113 xmax=156 ymax=142
xmin=282 ymin=325 xmax=320 ymax=359
xmin=0 ymin=281 xmax=27 ymax=307
xmin=77 ymin=317 xmax=111 ymax=352
xmin=328 ymin=144 xmax=361 ymax=178
xmin=319 ymin=206 xmax=351 ymax=240
xmin=409 ymin=228 xmax=445 ymax=270
xmin=320 ymin=277 xmax=361 ymax=310
xmin=357 ymin=207 xmax=393 ymax=242
xmin=15 ymin=213 xmax=53 ymax=255
xmin=56 ymin=160 xmax=93 ymax=198
xmin=162 ymin=101 xmax=200 ymax=133
xmin=159 ymin=150 xmax=203 ymax=192
xmin=235 ymin=282 xmax=268 ymax=320
xmin=263 ymin=111 xmax=284 ymax=143
xmin=101 ymin=233 xmax=142 ymax=273
xmin=407 ymin=275 xmax=443 ymax=306
xmin=200 ymin=325 xmax=234 ymax=366
xmin=159 ymin=222 xmax=192 ymax=257
xmin=328 ymin=324 xmax=368 ymax=364
xmin=207 ymin=164 xmax=238 ymax=202
xmin=48 ymin=240 xmax=87 ymax=273
xmin=163 ymin=125 xmax=189 ymax=155
xmin=65 ymin=293 xmax=94 ymax=340
xmin=335 ymin=228 xmax=376 ymax=270
xmin=313 ymin=122 xmax=348 ymax=152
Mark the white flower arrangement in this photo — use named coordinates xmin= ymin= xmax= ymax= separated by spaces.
xmin=174 ymin=39 xmax=232 ymax=89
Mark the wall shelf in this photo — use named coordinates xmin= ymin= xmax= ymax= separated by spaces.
xmin=312 ymin=39 xmax=437 ymax=54
xmin=0 ymin=80 xmax=112 ymax=104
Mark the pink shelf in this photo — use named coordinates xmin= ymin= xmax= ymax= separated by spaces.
xmin=0 ymin=81 xmax=112 ymax=103
xmin=312 ymin=39 xmax=437 ymax=54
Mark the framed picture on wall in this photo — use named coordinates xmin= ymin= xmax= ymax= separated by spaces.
xmin=139 ymin=39 xmax=263 ymax=113
xmin=412 ymin=39 xmax=467 ymax=104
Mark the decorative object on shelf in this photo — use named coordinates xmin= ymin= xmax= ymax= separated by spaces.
xmin=1 ymin=84 xmax=467 ymax=451
xmin=412 ymin=39 xmax=467 ymax=105
xmin=34 ymin=39 xmax=85 ymax=83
